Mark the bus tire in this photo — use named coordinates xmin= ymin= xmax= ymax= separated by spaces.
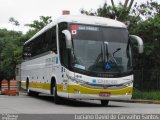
xmin=54 ymin=84 xmax=61 ymax=104
xmin=26 ymin=78 xmax=38 ymax=96
xmin=51 ymin=78 xmax=61 ymax=104
xmin=101 ymin=100 xmax=109 ymax=106
xmin=26 ymin=78 xmax=30 ymax=96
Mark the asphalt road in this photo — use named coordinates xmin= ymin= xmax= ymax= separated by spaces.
xmin=0 ymin=93 xmax=160 ymax=115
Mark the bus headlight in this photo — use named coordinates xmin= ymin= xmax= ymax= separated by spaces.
xmin=124 ymin=82 xmax=133 ymax=87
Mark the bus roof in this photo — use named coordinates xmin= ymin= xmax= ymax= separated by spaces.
xmin=25 ymin=15 xmax=126 ymax=44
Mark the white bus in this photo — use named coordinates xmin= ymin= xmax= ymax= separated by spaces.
xmin=20 ymin=15 xmax=143 ymax=106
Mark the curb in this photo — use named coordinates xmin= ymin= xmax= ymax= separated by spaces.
xmin=113 ymin=99 xmax=160 ymax=104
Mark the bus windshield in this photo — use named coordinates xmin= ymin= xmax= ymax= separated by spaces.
xmin=70 ymin=24 xmax=132 ymax=74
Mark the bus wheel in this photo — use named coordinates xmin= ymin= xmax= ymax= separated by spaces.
xmin=26 ymin=78 xmax=30 ymax=96
xmin=26 ymin=78 xmax=37 ymax=96
xmin=101 ymin=100 xmax=109 ymax=106
xmin=53 ymin=84 xmax=62 ymax=104
xmin=51 ymin=79 xmax=61 ymax=104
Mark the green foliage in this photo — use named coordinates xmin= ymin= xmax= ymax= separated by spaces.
xmin=81 ymin=0 xmax=136 ymax=21
xmin=25 ymin=16 xmax=52 ymax=33
xmin=132 ymin=0 xmax=160 ymax=19
xmin=131 ymin=14 xmax=160 ymax=69
xmin=81 ymin=3 xmax=116 ymax=18
xmin=0 ymin=16 xmax=53 ymax=79
xmin=133 ymin=90 xmax=160 ymax=100
xmin=0 ymin=29 xmax=23 ymax=79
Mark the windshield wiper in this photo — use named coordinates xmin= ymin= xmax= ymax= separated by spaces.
xmin=104 ymin=42 xmax=122 ymax=72
xmin=104 ymin=41 xmax=109 ymax=63
xmin=110 ymin=48 xmax=122 ymax=72
xmin=113 ymin=48 xmax=121 ymax=57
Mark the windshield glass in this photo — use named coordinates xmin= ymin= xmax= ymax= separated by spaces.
xmin=70 ymin=24 xmax=132 ymax=74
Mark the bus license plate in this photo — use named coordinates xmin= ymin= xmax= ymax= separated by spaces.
xmin=99 ymin=92 xmax=110 ymax=97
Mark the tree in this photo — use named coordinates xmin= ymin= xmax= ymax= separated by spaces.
xmin=0 ymin=16 xmax=53 ymax=79
xmin=132 ymin=14 xmax=160 ymax=68
xmin=9 ymin=17 xmax=20 ymax=26
xmin=25 ymin=16 xmax=52 ymax=33
xmin=0 ymin=29 xmax=22 ymax=79
xmin=81 ymin=0 xmax=135 ymax=21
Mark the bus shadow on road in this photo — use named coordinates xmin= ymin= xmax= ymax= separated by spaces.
xmin=29 ymin=94 xmax=124 ymax=108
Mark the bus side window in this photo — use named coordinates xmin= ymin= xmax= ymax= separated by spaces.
xmin=23 ymin=25 xmax=58 ymax=59
xmin=50 ymin=26 xmax=57 ymax=53
xmin=31 ymin=35 xmax=44 ymax=57
xmin=44 ymin=26 xmax=57 ymax=54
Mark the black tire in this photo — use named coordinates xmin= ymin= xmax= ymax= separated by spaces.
xmin=51 ymin=79 xmax=62 ymax=104
xmin=26 ymin=78 xmax=38 ymax=96
xmin=26 ymin=78 xmax=29 ymax=91
xmin=54 ymin=84 xmax=61 ymax=104
xmin=101 ymin=100 xmax=109 ymax=106
xmin=26 ymin=78 xmax=30 ymax=95
xmin=51 ymin=80 xmax=54 ymax=95
xmin=27 ymin=90 xmax=32 ymax=96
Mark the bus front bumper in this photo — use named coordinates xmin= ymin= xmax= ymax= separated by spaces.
xmin=68 ymin=93 xmax=132 ymax=100
xmin=57 ymin=84 xmax=133 ymax=101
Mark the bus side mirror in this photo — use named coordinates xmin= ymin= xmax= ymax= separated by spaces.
xmin=62 ymin=30 xmax=72 ymax=49
xmin=130 ymin=35 xmax=144 ymax=54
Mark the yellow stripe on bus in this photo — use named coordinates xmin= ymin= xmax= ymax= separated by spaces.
xmin=21 ymin=81 xmax=50 ymax=90
xmin=21 ymin=82 xmax=132 ymax=95
xmin=57 ymin=84 xmax=132 ymax=95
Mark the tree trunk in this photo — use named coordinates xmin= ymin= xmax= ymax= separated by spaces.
xmin=111 ymin=0 xmax=115 ymax=8
xmin=128 ymin=0 xmax=134 ymax=11
xmin=124 ymin=0 xmax=129 ymax=8
xmin=111 ymin=0 xmax=117 ymax=18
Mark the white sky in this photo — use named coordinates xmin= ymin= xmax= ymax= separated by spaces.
xmin=0 ymin=0 xmax=159 ymax=33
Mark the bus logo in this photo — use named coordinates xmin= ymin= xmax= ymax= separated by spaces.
xmin=71 ymin=25 xmax=77 ymax=35
xmin=92 ymin=79 xmax=97 ymax=84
